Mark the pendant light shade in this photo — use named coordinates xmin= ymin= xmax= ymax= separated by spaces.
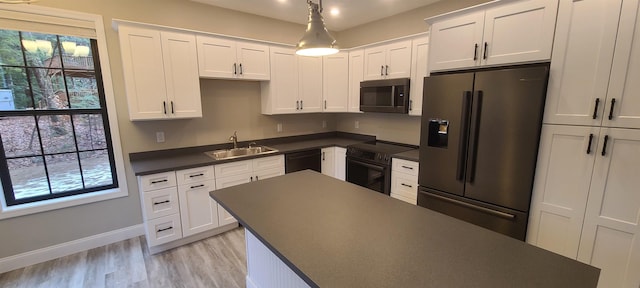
xmin=296 ymin=0 xmax=338 ymax=57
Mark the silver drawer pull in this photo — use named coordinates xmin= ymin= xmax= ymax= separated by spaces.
xmin=150 ymin=179 xmax=168 ymax=184
xmin=189 ymin=173 xmax=204 ymax=178
xmin=157 ymin=227 xmax=173 ymax=233
xmin=401 ymin=183 xmax=413 ymax=188
xmin=190 ymin=184 xmax=205 ymax=189
xmin=153 ymin=200 xmax=170 ymax=205
xmin=401 ymin=165 xmax=414 ymax=170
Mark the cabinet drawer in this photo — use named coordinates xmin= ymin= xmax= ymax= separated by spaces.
xmin=139 ymin=171 xmax=177 ymax=192
xmin=253 ymin=155 xmax=284 ymax=171
xmin=215 ymin=160 xmax=252 ymax=178
xmin=391 ymin=192 xmax=417 ymax=205
xmin=255 ymin=167 xmax=284 ymax=181
xmin=391 ymin=172 xmax=418 ymax=200
xmin=142 ymin=187 xmax=180 ymax=220
xmin=176 ymin=165 xmax=214 ymax=186
xmin=145 ymin=213 xmax=183 ymax=247
xmin=392 ymin=158 xmax=419 ymax=176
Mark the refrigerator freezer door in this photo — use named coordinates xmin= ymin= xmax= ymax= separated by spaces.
xmin=419 ymin=72 xmax=475 ymax=196
xmin=418 ymin=187 xmax=529 ymax=240
xmin=464 ymin=65 xmax=548 ymax=212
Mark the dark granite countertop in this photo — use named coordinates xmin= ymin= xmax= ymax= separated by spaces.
xmin=210 ymin=170 xmax=599 ymax=288
xmin=130 ymin=132 xmax=373 ymax=176
xmin=392 ymin=149 xmax=420 ymax=162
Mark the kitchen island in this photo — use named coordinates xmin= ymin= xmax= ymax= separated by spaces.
xmin=210 ymin=170 xmax=599 ymax=288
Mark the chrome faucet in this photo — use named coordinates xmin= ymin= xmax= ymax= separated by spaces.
xmin=229 ymin=131 xmax=238 ymax=149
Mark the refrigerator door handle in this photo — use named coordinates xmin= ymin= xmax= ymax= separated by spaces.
xmin=457 ymin=91 xmax=472 ymax=181
xmin=427 ymin=192 xmax=516 ymax=220
xmin=467 ymin=90 xmax=483 ymax=183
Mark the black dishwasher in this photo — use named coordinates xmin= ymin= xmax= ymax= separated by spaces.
xmin=285 ymin=149 xmax=321 ymax=173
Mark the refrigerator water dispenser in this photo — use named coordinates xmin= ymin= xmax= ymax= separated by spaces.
xmin=428 ymin=119 xmax=449 ymax=148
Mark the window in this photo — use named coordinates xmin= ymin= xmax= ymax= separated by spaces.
xmin=0 ymin=5 xmax=127 ymax=217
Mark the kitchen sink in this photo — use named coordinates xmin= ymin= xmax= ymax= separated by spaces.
xmin=204 ymin=146 xmax=278 ymax=160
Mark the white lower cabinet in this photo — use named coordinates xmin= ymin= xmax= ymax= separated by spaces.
xmin=178 ymin=179 xmax=218 ymax=237
xmin=146 ymin=213 xmax=183 ymax=247
xmin=391 ymin=159 xmax=419 ymax=205
xmin=214 ymin=155 xmax=285 ymax=225
xmin=528 ymin=125 xmax=640 ymax=288
xmin=321 ymin=147 xmax=346 ymax=180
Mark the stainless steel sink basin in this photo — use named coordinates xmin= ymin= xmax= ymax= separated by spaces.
xmin=204 ymin=146 xmax=278 ymax=160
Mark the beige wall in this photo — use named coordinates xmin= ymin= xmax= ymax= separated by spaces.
xmin=0 ymin=0 xmax=489 ymax=259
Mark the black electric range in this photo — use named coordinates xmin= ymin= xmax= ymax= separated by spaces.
xmin=346 ymin=141 xmax=415 ymax=195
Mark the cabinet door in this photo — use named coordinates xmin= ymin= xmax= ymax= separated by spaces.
xmin=298 ymin=55 xmax=323 ymax=112
xmin=334 ymin=147 xmax=346 ymax=181
xmin=363 ymin=45 xmax=387 ymax=80
xmin=543 ymin=0 xmax=621 ymax=126
xmin=385 ymin=40 xmax=412 ymax=79
xmin=321 ymin=147 xmax=335 ymax=178
xmin=178 ymin=180 xmax=218 ymax=237
xmin=261 ymin=47 xmax=298 ymax=114
xmin=118 ymin=26 xmax=168 ymax=120
xmin=348 ymin=50 xmax=364 ymax=113
xmin=429 ymin=11 xmax=484 ymax=72
xmin=323 ymin=52 xmax=349 ymax=112
xmin=216 ymin=173 xmax=251 ymax=226
xmin=237 ymin=42 xmax=270 ymax=80
xmin=482 ymin=0 xmax=558 ymax=66
xmin=215 ymin=159 xmax=252 ymax=178
xmin=578 ymin=128 xmax=640 ymax=288
xmin=161 ymin=32 xmax=202 ymax=119
xmin=604 ymin=0 xmax=640 ymax=129
xmin=527 ymin=125 xmax=599 ymax=259
xmin=196 ymin=35 xmax=237 ymax=79
xmin=409 ymin=36 xmax=429 ymax=116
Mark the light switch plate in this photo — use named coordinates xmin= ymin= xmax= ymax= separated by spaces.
xmin=156 ymin=131 xmax=165 ymax=143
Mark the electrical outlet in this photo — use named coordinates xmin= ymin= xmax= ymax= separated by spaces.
xmin=355 ymin=121 xmax=359 ymax=129
xmin=156 ymin=131 xmax=165 ymax=143
xmin=277 ymin=123 xmax=282 ymax=132
xmin=322 ymin=120 xmax=327 ymax=128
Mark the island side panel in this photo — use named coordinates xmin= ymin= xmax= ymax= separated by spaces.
xmin=245 ymin=229 xmax=312 ymax=288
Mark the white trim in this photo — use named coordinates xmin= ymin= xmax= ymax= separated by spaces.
xmin=0 ymin=224 xmax=144 ymax=274
xmin=0 ymin=5 xmax=129 ymax=219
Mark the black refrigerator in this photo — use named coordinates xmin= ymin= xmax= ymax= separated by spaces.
xmin=417 ymin=63 xmax=549 ymax=240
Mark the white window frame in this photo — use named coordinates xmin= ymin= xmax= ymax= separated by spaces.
xmin=0 ymin=4 xmax=128 ymax=219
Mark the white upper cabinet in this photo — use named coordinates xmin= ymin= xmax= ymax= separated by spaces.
xmin=428 ymin=0 xmax=558 ymax=72
xmin=348 ymin=49 xmax=364 ymax=113
xmin=197 ymin=35 xmax=270 ymax=80
xmin=118 ymin=26 xmax=202 ymax=121
xmin=604 ymin=0 xmax=640 ymax=129
xmin=323 ymin=52 xmax=349 ymax=112
xmin=544 ymin=0 xmax=640 ymax=129
xmin=298 ymin=55 xmax=323 ymax=113
xmin=409 ymin=36 xmax=429 ymax=116
xmin=363 ymin=40 xmax=412 ymax=80
xmin=543 ymin=0 xmax=622 ymax=126
xmin=261 ymin=47 xmax=299 ymax=114
xmin=261 ymin=47 xmax=322 ymax=114
xmin=429 ymin=11 xmax=485 ymax=72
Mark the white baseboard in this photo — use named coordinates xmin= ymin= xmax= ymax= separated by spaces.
xmin=0 ymin=224 xmax=144 ymax=274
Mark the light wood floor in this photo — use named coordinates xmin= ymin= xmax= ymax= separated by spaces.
xmin=0 ymin=228 xmax=247 ymax=288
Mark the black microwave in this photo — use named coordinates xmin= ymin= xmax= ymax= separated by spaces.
xmin=360 ymin=78 xmax=410 ymax=113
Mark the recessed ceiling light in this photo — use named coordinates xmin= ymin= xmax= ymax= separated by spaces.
xmin=330 ymin=8 xmax=340 ymax=16
xmin=276 ymin=0 xmax=286 ymax=3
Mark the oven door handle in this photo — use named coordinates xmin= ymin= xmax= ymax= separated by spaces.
xmin=348 ymin=158 xmax=385 ymax=172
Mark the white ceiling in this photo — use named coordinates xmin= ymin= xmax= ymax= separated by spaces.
xmin=190 ymin=0 xmax=441 ymax=31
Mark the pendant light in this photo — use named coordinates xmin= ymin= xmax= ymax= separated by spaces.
xmin=296 ymin=0 xmax=339 ymax=57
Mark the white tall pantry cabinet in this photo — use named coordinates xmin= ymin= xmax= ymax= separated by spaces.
xmin=527 ymin=0 xmax=640 ymax=287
